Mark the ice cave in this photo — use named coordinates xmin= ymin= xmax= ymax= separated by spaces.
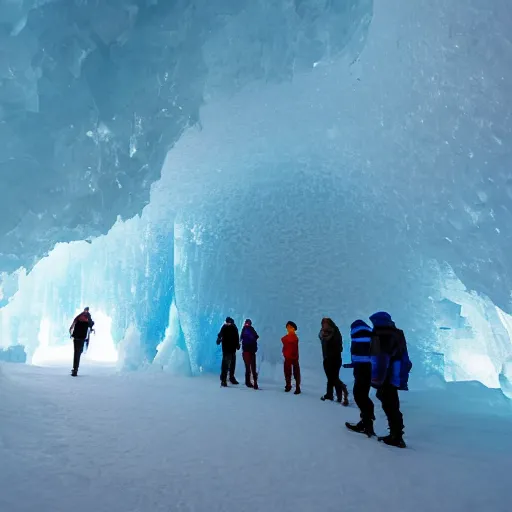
xmin=1 ymin=0 xmax=511 ymax=395
xmin=1 ymin=1 xmax=511 ymax=511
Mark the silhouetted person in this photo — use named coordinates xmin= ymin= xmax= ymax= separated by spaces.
xmin=345 ymin=319 xmax=375 ymax=436
xmin=319 ymin=318 xmax=349 ymax=405
xmin=369 ymin=311 xmax=412 ymax=448
xmin=69 ymin=307 xmax=94 ymax=376
xmin=217 ymin=317 xmax=240 ymax=387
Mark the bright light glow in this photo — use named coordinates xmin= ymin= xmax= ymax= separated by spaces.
xmin=87 ymin=311 xmax=118 ymax=363
xmin=32 ymin=310 xmax=118 ymax=367
xmin=445 ymin=350 xmax=498 ymax=387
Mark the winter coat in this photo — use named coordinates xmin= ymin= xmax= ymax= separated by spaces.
xmin=349 ymin=319 xmax=372 ymax=365
xmin=369 ymin=312 xmax=412 ymax=390
xmin=240 ymin=325 xmax=259 ymax=353
xmin=217 ymin=322 xmax=240 ymax=354
xmin=319 ymin=323 xmax=342 ymax=362
xmin=70 ymin=312 xmax=94 ymax=340
xmin=281 ymin=333 xmax=299 ymax=360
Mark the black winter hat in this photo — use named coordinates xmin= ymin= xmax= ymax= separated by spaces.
xmin=286 ymin=321 xmax=298 ymax=331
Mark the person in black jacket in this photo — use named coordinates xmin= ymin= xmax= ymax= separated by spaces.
xmin=69 ymin=307 xmax=95 ymax=376
xmin=217 ymin=317 xmax=240 ymax=387
xmin=369 ymin=311 xmax=410 ymax=448
xmin=319 ymin=318 xmax=349 ymax=405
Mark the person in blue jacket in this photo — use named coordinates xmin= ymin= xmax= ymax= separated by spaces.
xmin=369 ymin=311 xmax=412 ymax=448
xmin=240 ymin=319 xmax=259 ymax=389
xmin=345 ymin=319 xmax=376 ymax=437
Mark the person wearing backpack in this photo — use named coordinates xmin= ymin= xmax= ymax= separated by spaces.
xmin=69 ymin=307 xmax=95 ymax=376
xmin=319 ymin=318 xmax=349 ymax=405
xmin=344 ymin=319 xmax=376 ymax=437
xmin=369 ymin=311 xmax=412 ymax=448
xmin=240 ymin=319 xmax=259 ymax=389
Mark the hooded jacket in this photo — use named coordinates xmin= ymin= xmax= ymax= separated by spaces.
xmin=318 ymin=319 xmax=342 ymax=361
xmin=349 ymin=319 xmax=372 ymax=365
xmin=369 ymin=312 xmax=412 ymax=390
xmin=240 ymin=325 xmax=259 ymax=353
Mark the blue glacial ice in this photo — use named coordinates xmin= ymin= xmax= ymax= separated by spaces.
xmin=0 ymin=0 xmax=511 ymax=396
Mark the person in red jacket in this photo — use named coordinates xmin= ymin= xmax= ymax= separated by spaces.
xmin=281 ymin=321 xmax=301 ymax=395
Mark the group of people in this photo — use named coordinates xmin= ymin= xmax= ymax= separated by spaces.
xmin=216 ymin=312 xmax=412 ymax=448
xmin=68 ymin=307 xmax=411 ymax=448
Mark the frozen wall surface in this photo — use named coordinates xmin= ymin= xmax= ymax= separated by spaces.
xmin=1 ymin=1 xmax=511 ymax=394
xmin=0 ymin=0 xmax=371 ymax=272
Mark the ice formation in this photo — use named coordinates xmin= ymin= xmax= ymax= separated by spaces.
xmin=0 ymin=0 xmax=511 ymax=395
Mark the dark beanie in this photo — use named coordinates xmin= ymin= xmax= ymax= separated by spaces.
xmin=286 ymin=320 xmax=298 ymax=331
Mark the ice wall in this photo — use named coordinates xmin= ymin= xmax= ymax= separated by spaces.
xmin=1 ymin=0 xmax=511 ymax=392
xmin=0 ymin=0 xmax=371 ymax=272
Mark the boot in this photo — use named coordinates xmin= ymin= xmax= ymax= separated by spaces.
xmin=378 ymin=434 xmax=406 ymax=448
xmin=229 ymin=377 xmax=239 ymax=385
xmin=294 ymin=387 xmax=301 ymax=395
xmin=220 ymin=380 xmax=228 ymax=387
xmin=245 ymin=380 xmax=254 ymax=388
xmin=285 ymin=385 xmax=292 ymax=392
xmin=321 ymin=394 xmax=334 ymax=401
xmin=345 ymin=421 xmax=375 ymax=438
xmin=253 ymin=382 xmax=259 ymax=390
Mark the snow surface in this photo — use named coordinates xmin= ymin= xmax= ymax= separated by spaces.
xmin=1 ymin=361 xmax=510 ymax=512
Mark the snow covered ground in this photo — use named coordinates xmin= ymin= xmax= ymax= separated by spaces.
xmin=1 ymin=360 xmax=511 ymax=512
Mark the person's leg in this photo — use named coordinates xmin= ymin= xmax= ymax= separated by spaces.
xmin=358 ymin=365 xmax=375 ymax=422
xmin=323 ymin=359 xmax=334 ymax=399
xmin=220 ymin=353 xmax=230 ymax=384
xmin=243 ymin=352 xmax=252 ymax=386
xmin=378 ymin=381 xmax=404 ymax=439
xmin=284 ymin=358 xmax=292 ymax=390
xmin=250 ymin=353 xmax=258 ymax=387
xmin=229 ymin=353 xmax=239 ymax=384
xmin=353 ymin=366 xmax=368 ymax=417
xmin=293 ymin=359 xmax=301 ymax=390
xmin=346 ymin=364 xmax=375 ymax=435
xmin=72 ymin=339 xmax=85 ymax=374
xmin=331 ymin=360 xmax=349 ymax=403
